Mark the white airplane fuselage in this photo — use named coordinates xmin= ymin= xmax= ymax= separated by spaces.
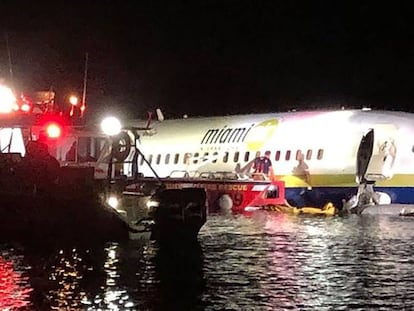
xmin=125 ymin=109 xmax=414 ymax=207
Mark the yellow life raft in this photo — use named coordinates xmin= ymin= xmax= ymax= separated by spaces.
xmin=263 ymin=202 xmax=336 ymax=216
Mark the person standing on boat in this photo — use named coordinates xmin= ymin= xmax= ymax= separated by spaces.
xmin=65 ymin=140 xmax=80 ymax=162
xmin=22 ymin=141 xmax=60 ymax=194
xmin=252 ymin=150 xmax=274 ymax=180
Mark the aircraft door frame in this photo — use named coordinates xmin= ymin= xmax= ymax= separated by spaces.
xmin=356 ymin=129 xmax=374 ymax=183
xmin=356 ymin=125 xmax=397 ymax=183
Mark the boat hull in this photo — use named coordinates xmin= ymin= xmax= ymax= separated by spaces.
xmin=0 ymin=195 xmax=130 ymax=244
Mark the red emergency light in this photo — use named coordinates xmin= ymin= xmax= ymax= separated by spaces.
xmin=45 ymin=122 xmax=62 ymax=138
xmin=36 ymin=113 xmax=68 ymax=141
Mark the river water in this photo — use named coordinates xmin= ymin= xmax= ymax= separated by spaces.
xmin=2 ymin=212 xmax=414 ymax=310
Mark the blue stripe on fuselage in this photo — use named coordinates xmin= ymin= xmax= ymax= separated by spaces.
xmin=285 ymin=186 xmax=414 ymax=210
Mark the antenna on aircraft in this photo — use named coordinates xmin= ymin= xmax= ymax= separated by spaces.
xmin=145 ymin=108 xmax=164 ymax=129
xmin=145 ymin=111 xmax=153 ymax=129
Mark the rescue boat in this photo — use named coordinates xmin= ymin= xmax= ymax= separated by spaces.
xmin=243 ymin=181 xmax=337 ymax=216
xmin=0 ymin=85 xmax=208 ymax=244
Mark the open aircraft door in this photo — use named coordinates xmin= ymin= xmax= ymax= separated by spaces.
xmin=356 ymin=125 xmax=397 ymax=183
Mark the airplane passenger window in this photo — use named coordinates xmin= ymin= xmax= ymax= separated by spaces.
xmin=193 ymin=152 xmax=199 ymax=164
xmin=275 ymin=150 xmax=281 ymax=161
xmin=285 ymin=150 xmax=291 ymax=161
xmin=139 ymin=155 xmax=144 ymax=166
xmin=165 ymin=154 xmax=170 ymax=164
xmin=174 ymin=153 xmax=179 ymax=164
xmin=295 ymin=150 xmax=302 ymax=160
xmin=212 ymin=152 xmax=218 ymax=163
xmin=317 ymin=149 xmax=324 ymax=160
xmin=148 ymin=154 xmax=153 ymax=165
xmin=223 ymin=152 xmax=229 ymax=163
xmin=306 ymin=149 xmax=312 ymax=160
xmin=156 ymin=154 xmax=161 ymax=165
xmin=234 ymin=152 xmax=239 ymax=162
xmin=184 ymin=153 xmax=191 ymax=164
xmin=244 ymin=152 xmax=250 ymax=162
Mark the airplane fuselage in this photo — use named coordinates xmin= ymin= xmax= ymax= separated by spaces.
xmin=125 ymin=109 xmax=414 ymax=207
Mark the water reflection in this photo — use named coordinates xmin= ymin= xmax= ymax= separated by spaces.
xmin=152 ymin=242 xmax=205 ymax=310
xmin=2 ymin=213 xmax=414 ymax=310
xmin=0 ymin=251 xmax=31 ymax=310
xmin=4 ymin=239 xmax=204 ymax=310
xmin=21 ymin=245 xmax=107 ymax=310
xmin=199 ymin=213 xmax=414 ymax=310
xmin=81 ymin=243 xmax=136 ymax=310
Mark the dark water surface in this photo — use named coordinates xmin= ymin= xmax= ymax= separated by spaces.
xmin=2 ymin=213 xmax=414 ymax=310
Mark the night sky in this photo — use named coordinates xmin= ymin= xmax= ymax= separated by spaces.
xmin=2 ymin=1 xmax=414 ymax=120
